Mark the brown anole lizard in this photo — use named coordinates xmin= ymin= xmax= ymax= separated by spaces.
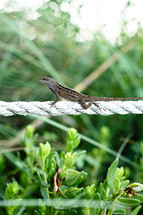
xmin=39 ymin=77 xmax=143 ymax=109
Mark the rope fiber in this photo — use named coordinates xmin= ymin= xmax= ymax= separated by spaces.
xmin=0 ymin=100 xmax=143 ymax=116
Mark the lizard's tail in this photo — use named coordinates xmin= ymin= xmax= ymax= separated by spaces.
xmin=94 ymin=97 xmax=143 ymax=101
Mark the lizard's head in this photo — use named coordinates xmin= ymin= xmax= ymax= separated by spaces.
xmin=39 ymin=77 xmax=58 ymax=90
xmin=39 ymin=76 xmax=50 ymax=84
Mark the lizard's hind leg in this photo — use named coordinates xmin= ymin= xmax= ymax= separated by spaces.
xmin=78 ymin=100 xmax=101 ymax=110
xmin=78 ymin=100 xmax=90 ymax=109
xmin=93 ymin=102 xmax=106 ymax=111
xmin=78 ymin=99 xmax=105 ymax=111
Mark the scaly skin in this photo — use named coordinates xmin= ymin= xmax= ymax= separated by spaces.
xmin=39 ymin=77 xmax=143 ymax=109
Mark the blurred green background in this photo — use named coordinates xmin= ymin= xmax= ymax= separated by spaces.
xmin=0 ymin=0 xmax=143 ymax=204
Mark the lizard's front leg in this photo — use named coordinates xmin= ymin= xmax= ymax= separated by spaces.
xmin=51 ymin=96 xmax=60 ymax=105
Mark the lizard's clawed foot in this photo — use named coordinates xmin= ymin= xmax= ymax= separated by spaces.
xmin=93 ymin=102 xmax=106 ymax=111
xmin=51 ymin=98 xmax=60 ymax=106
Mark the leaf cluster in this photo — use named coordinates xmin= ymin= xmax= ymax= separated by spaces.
xmin=0 ymin=127 xmax=143 ymax=215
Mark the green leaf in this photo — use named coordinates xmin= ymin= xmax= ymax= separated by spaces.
xmin=73 ymin=136 xmax=81 ymax=149
xmin=65 ymin=152 xmax=77 ymax=168
xmin=94 ymin=193 xmax=101 ymax=201
xmin=66 ymin=141 xmax=73 ymax=152
xmin=118 ymin=197 xmax=140 ymax=206
xmin=116 ymin=167 xmax=124 ymax=178
xmin=34 ymin=211 xmax=40 ymax=215
xmin=60 ymin=151 xmax=66 ymax=160
xmin=37 ymin=172 xmax=49 ymax=188
xmin=85 ymin=184 xmax=96 ymax=199
xmin=113 ymin=209 xmax=126 ymax=215
xmin=49 ymin=158 xmax=56 ymax=169
xmin=63 ymin=171 xmax=87 ymax=186
xmin=48 ymin=168 xmax=55 ymax=180
xmin=40 ymin=186 xmax=48 ymax=200
xmin=63 ymin=187 xmax=83 ymax=198
xmin=17 ymin=206 xmax=25 ymax=215
xmin=134 ymin=194 xmax=143 ymax=202
xmin=97 ymin=183 xmax=106 ymax=199
xmin=93 ymin=193 xmax=103 ymax=209
xmin=66 ymin=128 xmax=81 ymax=152
xmin=5 ymin=182 xmax=19 ymax=199
xmin=114 ymin=177 xmax=120 ymax=193
xmin=39 ymin=142 xmax=51 ymax=160
xmin=120 ymin=180 xmax=129 ymax=190
xmin=59 ymin=157 xmax=64 ymax=169
xmin=130 ymin=182 xmax=143 ymax=192
xmin=107 ymin=159 xmax=118 ymax=193
xmin=25 ymin=125 xmax=35 ymax=139
xmin=130 ymin=205 xmax=142 ymax=215
xmin=120 ymin=176 xmax=126 ymax=182
xmin=60 ymin=169 xmax=79 ymax=178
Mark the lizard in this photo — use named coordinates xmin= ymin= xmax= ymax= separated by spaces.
xmin=39 ymin=77 xmax=143 ymax=109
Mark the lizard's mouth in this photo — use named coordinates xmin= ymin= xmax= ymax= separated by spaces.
xmin=38 ymin=77 xmax=48 ymax=83
xmin=38 ymin=78 xmax=46 ymax=83
xmin=38 ymin=79 xmax=43 ymax=83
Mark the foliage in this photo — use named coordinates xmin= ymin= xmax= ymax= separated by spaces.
xmin=0 ymin=127 xmax=143 ymax=215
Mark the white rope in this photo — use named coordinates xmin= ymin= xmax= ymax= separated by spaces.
xmin=0 ymin=100 xmax=143 ymax=116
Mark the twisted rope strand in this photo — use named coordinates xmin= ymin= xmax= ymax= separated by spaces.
xmin=0 ymin=101 xmax=143 ymax=116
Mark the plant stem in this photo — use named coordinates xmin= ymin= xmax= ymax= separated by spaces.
xmin=42 ymin=159 xmax=50 ymax=200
